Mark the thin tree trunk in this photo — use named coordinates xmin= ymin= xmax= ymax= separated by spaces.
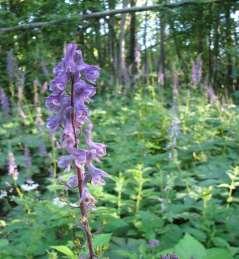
xmin=225 ymin=3 xmax=233 ymax=91
xmin=212 ymin=5 xmax=220 ymax=88
xmin=108 ymin=0 xmax=117 ymax=83
xmin=119 ymin=0 xmax=129 ymax=87
xmin=129 ymin=0 xmax=137 ymax=87
xmin=143 ymin=0 xmax=149 ymax=84
xmin=158 ymin=14 xmax=166 ymax=87
xmin=208 ymin=5 xmax=213 ymax=84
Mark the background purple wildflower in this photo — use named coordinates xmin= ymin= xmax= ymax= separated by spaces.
xmin=0 ymin=87 xmax=10 ymax=116
xmin=8 ymin=152 xmax=19 ymax=181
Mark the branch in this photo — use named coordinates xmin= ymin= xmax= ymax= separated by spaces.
xmin=0 ymin=0 xmax=223 ymax=34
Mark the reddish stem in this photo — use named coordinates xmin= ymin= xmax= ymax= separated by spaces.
xmin=71 ymin=76 xmax=95 ymax=259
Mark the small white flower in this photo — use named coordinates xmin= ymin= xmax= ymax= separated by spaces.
xmin=20 ymin=180 xmax=39 ymax=192
xmin=0 ymin=190 xmax=7 ymax=199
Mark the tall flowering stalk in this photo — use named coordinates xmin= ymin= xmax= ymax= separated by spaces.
xmin=46 ymin=43 xmax=107 ymax=258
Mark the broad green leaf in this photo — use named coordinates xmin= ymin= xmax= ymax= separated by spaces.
xmin=174 ymin=234 xmax=207 ymax=259
xmin=93 ymin=233 xmax=112 ymax=249
xmin=204 ymin=248 xmax=233 ymax=259
xmin=51 ymin=245 xmax=77 ymax=259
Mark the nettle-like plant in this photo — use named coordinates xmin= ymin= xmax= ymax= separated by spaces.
xmin=46 ymin=43 xmax=107 ymax=258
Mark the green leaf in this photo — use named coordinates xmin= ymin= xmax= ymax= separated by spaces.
xmin=174 ymin=234 xmax=207 ymax=259
xmin=51 ymin=245 xmax=77 ymax=259
xmin=93 ymin=233 xmax=112 ymax=249
xmin=0 ymin=239 xmax=9 ymax=249
xmin=204 ymin=248 xmax=233 ymax=259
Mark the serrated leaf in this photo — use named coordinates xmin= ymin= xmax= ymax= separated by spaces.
xmin=93 ymin=233 xmax=112 ymax=249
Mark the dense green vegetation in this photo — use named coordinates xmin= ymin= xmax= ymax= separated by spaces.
xmin=0 ymin=86 xmax=239 ymax=258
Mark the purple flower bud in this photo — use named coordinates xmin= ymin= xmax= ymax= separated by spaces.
xmin=58 ymin=155 xmax=73 ymax=169
xmin=8 ymin=152 xmax=19 ymax=181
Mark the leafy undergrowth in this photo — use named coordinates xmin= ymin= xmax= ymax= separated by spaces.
xmin=0 ymin=88 xmax=239 ymax=258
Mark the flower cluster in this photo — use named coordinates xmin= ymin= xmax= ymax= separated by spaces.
xmin=46 ymin=43 xmax=107 ymax=210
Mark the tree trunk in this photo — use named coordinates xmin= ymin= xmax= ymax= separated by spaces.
xmin=212 ymin=5 xmax=220 ymax=88
xmin=225 ymin=3 xmax=233 ymax=91
xmin=129 ymin=0 xmax=137 ymax=87
xmin=108 ymin=0 xmax=117 ymax=83
xmin=119 ymin=0 xmax=129 ymax=87
xmin=143 ymin=0 xmax=149 ymax=84
xmin=158 ymin=14 xmax=166 ymax=87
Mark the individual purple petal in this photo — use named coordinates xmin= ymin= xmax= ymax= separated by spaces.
xmin=89 ymin=142 xmax=106 ymax=158
xmin=75 ymin=101 xmax=88 ymax=127
xmin=79 ymin=63 xmax=100 ymax=83
xmin=74 ymin=80 xmax=96 ymax=102
xmin=86 ymin=142 xmax=106 ymax=163
xmin=62 ymin=122 xmax=76 ymax=149
xmin=45 ymin=94 xmax=62 ymax=111
xmin=64 ymin=43 xmax=78 ymax=73
xmin=46 ymin=114 xmax=61 ymax=132
xmin=66 ymin=175 xmax=78 ymax=188
xmin=73 ymin=149 xmax=87 ymax=167
xmin=50 ymin=73 xmax=68 ymax=93
xmin=87 ymin=164 xmax=108 ymax=185
xmin=53 ymin=60 xmax=65 ymax=76
xmin=58 ymin=155 xmax=73 ymax=169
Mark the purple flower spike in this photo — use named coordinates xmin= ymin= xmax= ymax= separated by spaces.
xmin=46 ymin=43 xmax=107 ymax=257
xmin=45 ymin=43 xmax=107 ymax=194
